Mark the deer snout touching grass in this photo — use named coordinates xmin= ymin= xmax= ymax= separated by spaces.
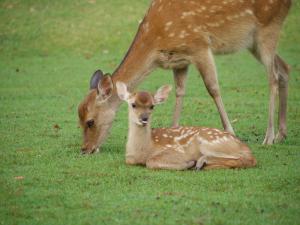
xmin=116 ymin=82 xmax=257 ymax=171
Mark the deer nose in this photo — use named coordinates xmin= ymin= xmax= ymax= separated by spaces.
xmin=81 ymin=147 xmax=87 ymax=154
xmin=140 ymin=114 xmax=149 ymax=123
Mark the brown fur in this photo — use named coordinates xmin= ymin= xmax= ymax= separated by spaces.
xmin=120 ymin=85 xmax=256 ymax=171
xmin=135 ymin=92 xmax=153 ymax=106
xmin=78 ymin=0 xmax=291 ymax=153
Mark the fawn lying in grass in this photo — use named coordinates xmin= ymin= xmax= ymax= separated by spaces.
xmin=116 ymin=82 xmax=256 ymax=170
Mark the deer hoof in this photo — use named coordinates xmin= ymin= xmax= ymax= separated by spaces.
xmin=262 ymin=135 xmax=275 ymax=145
xmin=275 ymin=132 xmax=287 ymax=143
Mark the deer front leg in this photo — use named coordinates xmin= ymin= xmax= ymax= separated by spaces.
xmin=195 ymin=155 xmax=208 ymax=171
xmin=172 ymin=67 xmax=188 ymax=127
xmin=194 ymin=49 xmax=235 ymax=135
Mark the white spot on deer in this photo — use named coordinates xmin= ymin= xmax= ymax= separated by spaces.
xmin=163 ymin=134 xmax=168 ymax=138
xmin=207 ymin=22 xmax=220 ymax=27
xmin=143 ymin=22 xmax=150 ymax=33
xmin=245 ymin=9 xmax=253 ymax=15
xmin=179 ymin=31 xmax=189 ymax=38
xmin=193 ymin=27 xmax=200 ymax=33
xmin=166 ymin=144 xmax=172 ymax=148
xmin=168 ymin=33 xmax=175 ymax=37
xmin=222 ymin=136 xmax=228 ymax=142
xmin=166 ymin=21 xmax=173 ymax=26
xmin=181 ymin=11 xmax=196 ymax=18
xmin=213 ymin=139 xmax=220 ymax=144
xmin=164 ymin=21 xmax=173 ymax=31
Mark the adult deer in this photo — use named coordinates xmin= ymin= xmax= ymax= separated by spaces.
xmin=116 ymin=82 xmax=256 ymax=170
xmin=78 ymin=0 xmax=291 ymax=154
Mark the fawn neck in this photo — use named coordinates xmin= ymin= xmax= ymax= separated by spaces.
xmin=126 ymin=117 xmax=153 ymax=164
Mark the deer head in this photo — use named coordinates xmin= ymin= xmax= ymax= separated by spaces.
xmin=116 ymin=82 xmax=172 ymax=127
xmin=78 ymin=70 xmax=116 ymax=154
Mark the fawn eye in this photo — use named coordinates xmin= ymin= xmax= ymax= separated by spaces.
xmin=132 ymin=103 xmax=136 ymax=108
xmin=86 ymin=119 xmax=94 ymax=128
xmin=150 ymin=105 xmax=154 ymax=110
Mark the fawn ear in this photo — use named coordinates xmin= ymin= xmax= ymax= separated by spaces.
xmin=154 ymin=85 xmax=172 ymax=104
xmin=116 ymin=82 xmax=130 ymax=101
xmin=90 ymin=70 xmax=103 ymax=90
xmin=97 ymin=74 xmax=113 ymax=102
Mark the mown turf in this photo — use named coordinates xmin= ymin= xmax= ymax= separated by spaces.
xmin=0 ymin=1 xmax=299 ymax=224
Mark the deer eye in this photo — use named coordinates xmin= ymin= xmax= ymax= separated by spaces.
xmin=131 ymin=103 xmax=136 ymax=108
xmin=150 ymin=105 xmax=154 ymax=110
xmin=86 ymin=119 xmax=94 ymax=128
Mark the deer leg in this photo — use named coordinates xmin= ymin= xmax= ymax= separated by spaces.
xmin=195 ymin=49 xmax=235 ymax=135
xmin=275 ymin=55 xmax=289 ymax=143
xmin=250 ymin=23 xmax=283 ymax=145
xmin=146 ymin=151 xmax=195 ymax=170
xmin=263 ymin=68 xmax=278 ymax=145
xmin=251 ymin=46 xmax=278 ymax=144
xmin=195 ymin=155 xmax=208 ymax=170
xmin=172 ymin=67 xmax=188 ymax=127
xmin=198 ymin=156 xmax=256 ymax=170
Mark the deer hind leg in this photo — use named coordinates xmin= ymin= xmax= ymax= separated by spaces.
xmin=172 ymin=66 xmax=188 ymax=127
xmin=146 ymin=151 xmax=195 ymax=170
xmin=275 ymin=55 xmax=289 ymax=143
xmin=200 ymin=156 xmax=256 ymax=170
xmin=194 ymin=49 xmax=235 ymax=135
xmin=251 ymin=26 xmax=281 ymax=145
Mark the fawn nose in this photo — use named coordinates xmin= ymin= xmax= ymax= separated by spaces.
xmin=140 ymin=114 xmax=149 ymax=124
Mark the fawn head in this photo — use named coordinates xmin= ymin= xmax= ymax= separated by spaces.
xmin=78 ymin=70 xmax=116 ymax=154
xmin=116 ymin=82 xmax=172 ymax=127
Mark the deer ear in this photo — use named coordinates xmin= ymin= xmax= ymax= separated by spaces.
xmin=90 ymin=70 xmax=103 ymax=90
xmin=154 ymin=85 xmax=172 ymax=105
xmin=116 ymin=82 xmax=130 ymax=102
xmin=97 ymin=74 xmax=113 ymax=102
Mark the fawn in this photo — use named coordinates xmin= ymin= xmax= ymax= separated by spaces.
xmin=116 ymin=82 xmax=256 ymax=170
xmin=78 ymin=0 xmax=291 ymax=154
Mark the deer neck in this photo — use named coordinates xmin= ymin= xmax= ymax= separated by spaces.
xmin=126 ymin=118 xmax=153 ymax=164
xmin=108 ymin=25 xmax=157 ymax=110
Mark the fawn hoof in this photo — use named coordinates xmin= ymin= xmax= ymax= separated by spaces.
xmin=195 ymin=162 xmax=206 ymax=171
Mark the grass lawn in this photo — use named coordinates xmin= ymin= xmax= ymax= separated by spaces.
xmin=0 ymin=0 xmax=299 ymax=224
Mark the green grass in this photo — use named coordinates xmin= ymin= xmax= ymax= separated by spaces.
xmin=0 ymin=0 xmax=300 ymax=224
